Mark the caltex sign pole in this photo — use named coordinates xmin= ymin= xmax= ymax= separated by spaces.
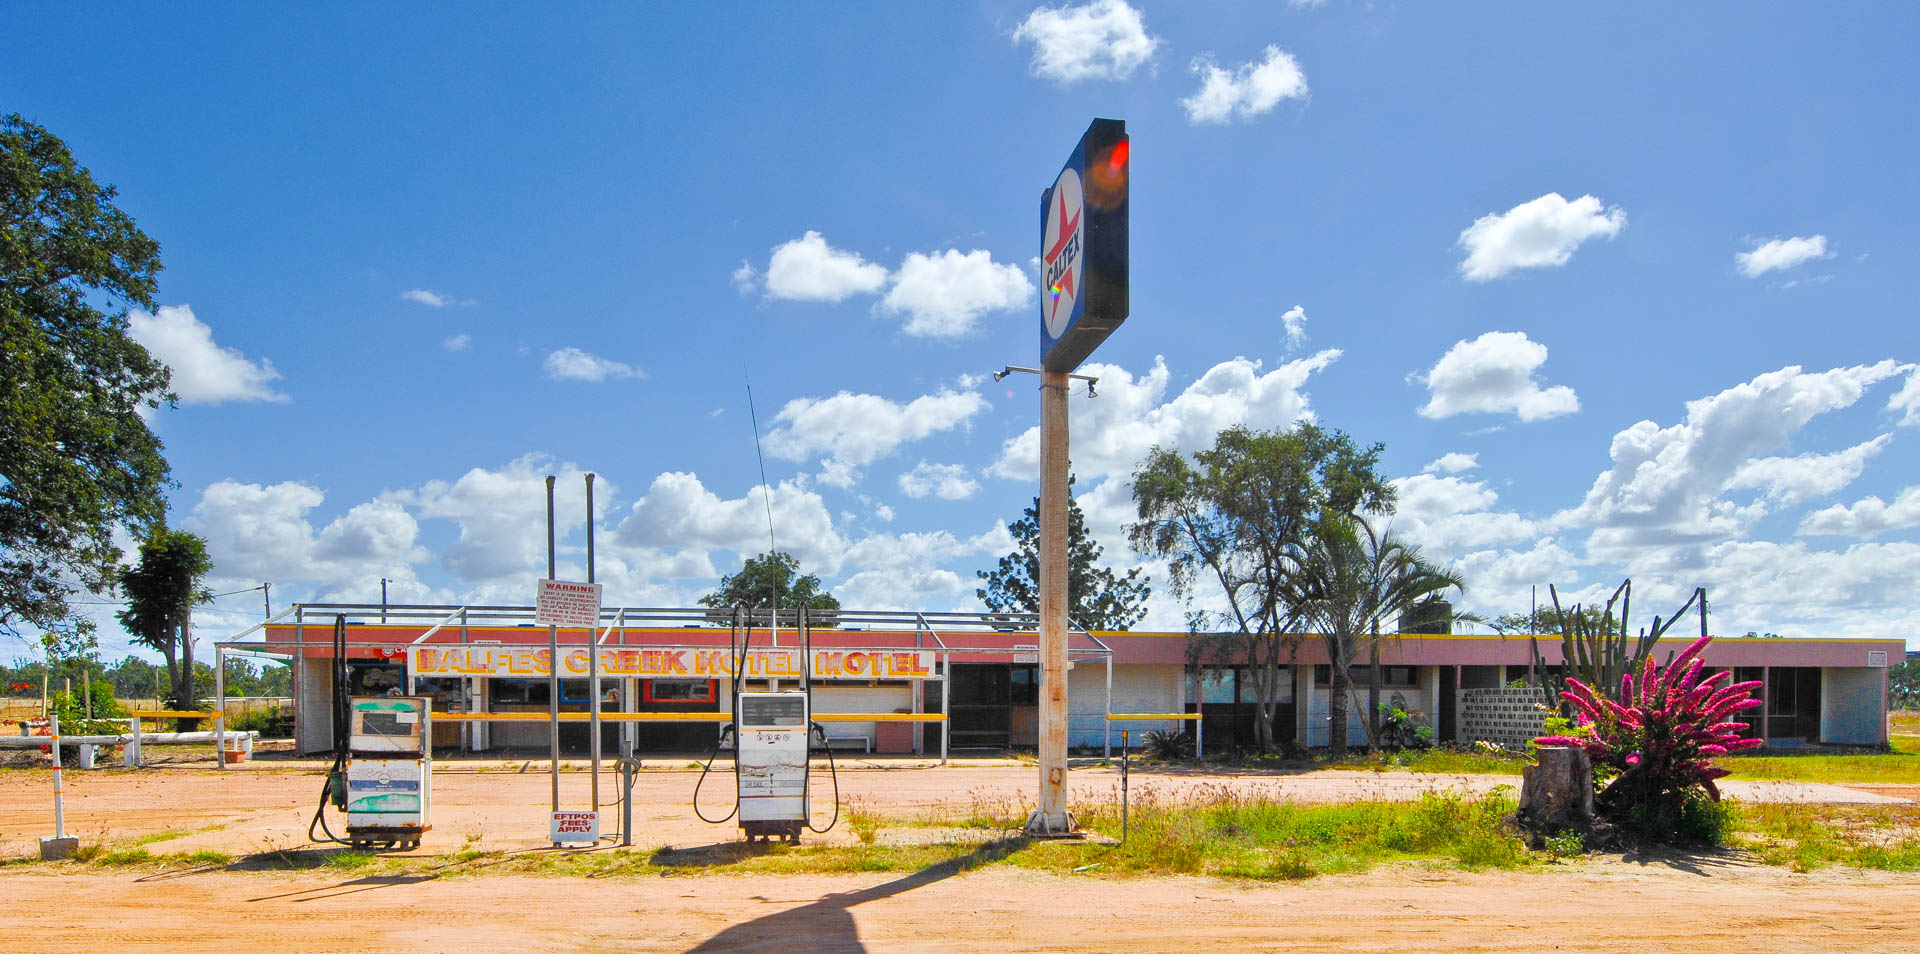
xmin=1028 ymin=118 xmax=1129 ymax=836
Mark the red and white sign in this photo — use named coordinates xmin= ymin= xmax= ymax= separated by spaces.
xmin=409 ymin=645 xmax=938 ymax=681
xmin=550 ymin=810 xmax=599 ymax=843
xmin=535 ymin=579 xmax=602 ymax=628
xmin=1041 ymin=166 xmax=1084 ymax=340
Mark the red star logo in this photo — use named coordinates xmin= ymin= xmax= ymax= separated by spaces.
xmin=1046 ymin=189 xmax=1081 ymax=320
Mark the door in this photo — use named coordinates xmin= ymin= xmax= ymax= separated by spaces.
xmin=949 ymin=664 xmax=1012 ymax=749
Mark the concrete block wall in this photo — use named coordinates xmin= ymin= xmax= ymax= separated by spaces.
xmin=1458 ymin=687 xmax=1550 ymax=751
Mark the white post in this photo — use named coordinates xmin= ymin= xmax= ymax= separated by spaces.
xmin=940 ymin=652 xmax=950 ymax=765
xmin=50 ymin=712 xmax=65 ymax=836
xmin=124 ymin=716 xmax=140 ymax=767
xmin=1104 ymin=654 xmax=1113 ymax=760
xmin=214 ymin=646 xmax=227 ymax=770
xmin=1195 ymin=669 xmax=1204 ymax=760
xmin=1027 ymin=368 xmax=1073 ymax=834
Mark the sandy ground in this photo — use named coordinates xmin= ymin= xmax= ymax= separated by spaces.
xmin=4 ymin=756 xmax=1918 ymax=952
xmin=2 ymin=754 xmax=1905 ymax=859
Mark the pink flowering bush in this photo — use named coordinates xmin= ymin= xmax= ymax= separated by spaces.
xmin=1534 ymin=634 xmax=1763 ymax=838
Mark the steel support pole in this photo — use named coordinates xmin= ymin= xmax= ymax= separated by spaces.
xmin=214 ymin=647 xmax=227 ymax=770
xmin=940 ymin=652 xmax=950 ymax=765
xmin=546 ymin=476 xmax=560 ymax=833
xmin=1104 ymin=654 xmax=1113 ymax=760
xmin=586 ymin=473 xmax=601 ymax=830
xmin=1026 ymin=370 xmax=1073 ymax=834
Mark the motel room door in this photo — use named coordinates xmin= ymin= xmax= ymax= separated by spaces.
xmin=949 ymin=664 xmax=1012 ymax=750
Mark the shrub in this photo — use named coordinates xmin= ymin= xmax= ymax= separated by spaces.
xmin=1376 ymin=704 xmax=1433 ymax=750
xmin=1534 ymin=634 xmax=1762 ymax=841
xmin=1141 ymin=728 xmax=1193 ymax=761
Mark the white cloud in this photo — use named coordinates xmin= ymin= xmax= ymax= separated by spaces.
xmin=1668 ymin=539 xmax=1920 ymax=638
xmin=764 ymin=389 xmax=988 ymax=480
xmin=1726 ymin=434 xmax=1890 ymax=508
xmin=1280 ymin=304 xmax=1307 ymax=351
xmin=1558 ymin=361 xmax=1907 ymax=551
xmin=1798 ymin=486 xmax=1920 ymax=539
xmin=832 ymin=527 xmax=1009 ymax=611
xmin=401 ymin=289 xmax=465 ymax=307
xmin=1424 ymin=452 xmax=1479 ymax=474
xmin=126 ymin=304 xmax=288 ymax=405
xmin=898 ymin=462 xmax=981 ymax=500
xmin=1415 ymin=331 xmax=1578 ymax=422
xmin=1287 ymin=0 xmax=1327 ymax=7
xmin=731 ymin=261 xmax=759 ymax=295
xmin=1181 ymin=45 xmax=1308 ymax=125
xmin=1736 ymin=235 xmax=1832 ymax=278
xmin=877 ymin=249 xmax=1034 ymax=338
xmin=1887 ymin=366 xmax=1920 ymax=427
xmin=1387 ymin=474 xmax=1539 ymax=552
xmin=443 ymin=333 xmax=471 ymax=352
xmin=614 ymin=472 xmax=845 ymax=573
xmin=400 ymin=455 xmax=602 ymax=584
xmin=1012 ymin=0 xmax=1159 ymax=84
xmin=184 ymin=480 xmax=425 ymax=585
xmin=1456 ymin=193 xmax=1625 ymax=281
xmin=992 ymin=350 xmax=1341 ymax=481
xmin=762 ymin=231 xmax=888 ymax=303
xmin=544 ymin=347 xmax=644 ymax=382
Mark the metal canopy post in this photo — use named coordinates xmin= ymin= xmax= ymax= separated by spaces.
xmin=545 ymin=475 xmax=560 ymax=839
xmin=586 ymin=473 xmax=601 ymax=833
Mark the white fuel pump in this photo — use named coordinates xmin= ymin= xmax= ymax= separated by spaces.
xmin=734 ymin=691 xmax=810 ymax=843
xmin=342 ymin=696 xmax=433 ymax=848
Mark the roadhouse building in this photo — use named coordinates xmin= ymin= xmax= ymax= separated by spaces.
xmin=217 ymin=604 xmax=1902 ymax=758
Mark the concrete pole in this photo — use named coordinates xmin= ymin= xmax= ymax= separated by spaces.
xmin=1027 ymin=370 xmax=1074 ymax=834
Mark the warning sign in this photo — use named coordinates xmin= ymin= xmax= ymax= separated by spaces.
xmin=550 ymin=810 xmax=600 ymax=844
xmin=535 ymin=579 xmax=602 ymax=628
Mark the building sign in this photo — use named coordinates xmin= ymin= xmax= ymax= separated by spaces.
xmin=1041 ymin=117 xmax=1129 ymax=372
xmin=535 ymin=579 xmax=602 ymax=628
xmin=407 ymin=645 xmax=938 ymax=681
xmin=550 ymin=810 xmax=599 ymax=844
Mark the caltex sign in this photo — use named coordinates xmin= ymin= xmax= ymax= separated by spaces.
xmin=1040 ymin=118 xmax=1129 ymax=372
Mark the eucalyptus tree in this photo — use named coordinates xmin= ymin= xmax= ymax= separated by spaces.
xmin=1 ymin=114 xmax=173 ymax=642
xmin=116 ymin=528 xmax=212 ymax=712
xmin=1290 ymin=516 xmax=1465 ymax=757
xmin=1129 ymin=424 xmax=1394 ymax=751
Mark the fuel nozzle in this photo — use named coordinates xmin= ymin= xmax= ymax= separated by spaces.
xmin=326 ymin=767 xmax=347 ymax=810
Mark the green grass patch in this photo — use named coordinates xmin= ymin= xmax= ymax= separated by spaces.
xmin=1719 ymin=735 xmax=1920 ymax=785
xmin=130 ymin=822 xmax=228 ymax=846
xmin=92 ymin=847 xmax=154 ymax=867
xmin=1731 ymin=802 xmax=1920 ymax=872
xmin=323 ymin=851 xmax=376 ymax=870
xmin=1319 ymin=747 xmax=1530 ymax=776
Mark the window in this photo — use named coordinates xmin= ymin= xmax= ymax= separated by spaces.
xmin=1314 ymin=665 xmax=1418 ymax=688
xmin=645 ymin=679 xmax=716 ymax=703
xmin=490 ymin=678 xmax=548 ymax=705
xmin=1199 ymin=669 xmax=1236 ymax=705
xmin=1009 ymin=665 xmax=1039 ymax=705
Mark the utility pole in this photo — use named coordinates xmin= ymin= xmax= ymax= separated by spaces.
xmin=1032 ymin=367 xmax=1072 ymax=833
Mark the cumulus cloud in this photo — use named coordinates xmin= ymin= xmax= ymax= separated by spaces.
xmin=1387 ymin=474 xmax=1539 ymax=552
xmin=1558 ymin=361 xmax=1907 ymax=552
xmin=1415 ymin=331 xmax=1578 ymax=422
xmin=401 ymin=288 xmax=473 ymax=308
xmin=1181 ymin=45 xmax=1308 ymax=125
xmin=898 ymin=462 xmax=981 ymax=501
xmin=992 ymin=350 xmax=1341 ymax=481
xmin=442 ymin=333 xmax=471 ymax=352
xmin=1798 ymin=486 xmax=1920 ymax=539
xmin=184 ymin=480 xmax=425 ymax=585
xmin=1726 ymin=435 xmax=1890 ymax=508
xmin=1280 ymin=305 xmax=1307 ymax=351
xmin=1456 ymin=193 xmax=1625 ymax=281
xmin=126 ymin=304 xmax=288 ymax=405
xmin=615 ymin=472 xmax=845 ymax=573
xmin=1424 ymin=453 xmax=1479 ymax=474
xmin=763 ymin=389 xmax=988 ymax=482
xmin=1012 ymin=0 xmax=1159 ymax=84
xmin=1736 ymin=235 xmax=1832 ymax=277
xmin=1887 ymin=366 xmax=1920 ymax=426
xmin=544 ymin=347 xmax=644 ymax=382
xmin=761 ymin=231 xmax=888 ymax=303
xmin=877 ymin=249 xmax=1034 ymax=338
xmin=730 ymin=261 xmax=760 ymax=295
xmin=400 ymin=455 xmax=603 ymax=584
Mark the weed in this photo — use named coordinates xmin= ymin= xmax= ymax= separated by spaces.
xmin=1543 ymin=830 xmax=1586 ymax=858
xmin=324 ymin=851 xmax=374 ymax=870
xmin=93 ymin=848 xmax=153 ymax=867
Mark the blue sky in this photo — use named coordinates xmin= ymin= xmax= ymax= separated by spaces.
xmin=7 ymin=2 xmax=1918 ymax=657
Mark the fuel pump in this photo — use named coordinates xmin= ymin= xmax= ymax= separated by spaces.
xmin=692 ymin=606 xmax=839 ymax=844
xmin=310 ymin=615 xmax=433 ymax=850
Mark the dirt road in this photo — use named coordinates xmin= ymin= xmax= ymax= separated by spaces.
xmin=1 ymin=758 xmax=1904 ymax=860
xmin=4 ymin=859 xmax=1917 ymax=953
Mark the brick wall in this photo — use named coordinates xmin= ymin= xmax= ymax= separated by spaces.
xmin=1458 ymin=687 xmax=1549 ymax=751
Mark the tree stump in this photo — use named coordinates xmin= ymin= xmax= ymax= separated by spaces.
xmin=1519 ymin=746 xmax=1594 ymax=830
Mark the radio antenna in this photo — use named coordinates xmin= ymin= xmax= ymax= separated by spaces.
xmin=745 ymin=378 xmax=779 ymax=629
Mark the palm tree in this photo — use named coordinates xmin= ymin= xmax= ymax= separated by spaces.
xmin=1291 ymin=515 xmax=1465 ymax=758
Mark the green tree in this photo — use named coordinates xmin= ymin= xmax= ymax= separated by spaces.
xmin=976 ymin=476 xmax=1151 ymax=631
xmin=1129 ymin=424 xmax=1394 ymax=751
xmin=698 ymin=551 xmax=841 ymax=627
xmin=1290 ymin=516 xmax=1465 ymax=756
xmin=1 ymin=115 xmax=173 ymax=643
xmin=1890 ymin=659 xmax=1918 ymax=711
xmin=116 ymin=528 xmax=212 ymax=712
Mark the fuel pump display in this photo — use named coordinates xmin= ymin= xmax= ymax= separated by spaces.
xmin=736 ymin=692 xmax=809 ymax=843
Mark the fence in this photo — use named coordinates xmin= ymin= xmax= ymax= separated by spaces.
xmin=1457 ymin=687 xmax=1550 ymax=751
